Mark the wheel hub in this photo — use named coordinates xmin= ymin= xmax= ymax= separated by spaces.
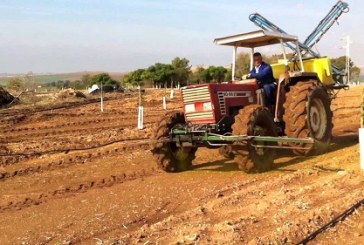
xmin=253 ymin=126 xmax=266 ymax=156
xmin=310 ymin=107 xmax=321 ymax=132
xmin=309 ymin=98 xmax=327 ymax=139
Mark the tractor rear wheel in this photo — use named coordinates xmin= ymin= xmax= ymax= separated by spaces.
xmin=283 ymin=80 xmax=333 ymax=155
xmin=151 ymin=111 xmax=197 ymax=172
xmin=232 ymin=105 xmax=278 ymax=173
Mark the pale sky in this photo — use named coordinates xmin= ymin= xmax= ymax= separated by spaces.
xmin=0 ymin=0 xmax=362 ymax=73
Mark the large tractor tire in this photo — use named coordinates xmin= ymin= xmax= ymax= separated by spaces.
xmin=151 ymin=111 xmax=197 ymax=172
xmin=232 ymin=105 xmax=278 ymax=173
xmin=283 ymin=80 xmax=333 ymax=155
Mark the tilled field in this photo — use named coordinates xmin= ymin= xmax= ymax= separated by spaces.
xmin=0 ymin=87 xmax=363 ymax=244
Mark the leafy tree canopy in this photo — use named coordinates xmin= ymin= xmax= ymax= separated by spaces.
xmin=330 ymin=56 xmax=360 ymax=81
xmin=189 ymin=66 xmax=230 ymax=84
xmin=171 ymin=57 xmax=191 ymax=84
xmin=90 ymin=73 xmax=120 ymax=90
xmin=122 ymin=57 xmax=190 ymax=88
xmin=6 ymin=77 xmax=25 ymax=92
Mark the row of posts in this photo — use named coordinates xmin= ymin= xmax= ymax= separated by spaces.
xmin=100 ymin=82 xmax=180 ymax=126
xmin=137 ymin=82 xmax=180 ymax=130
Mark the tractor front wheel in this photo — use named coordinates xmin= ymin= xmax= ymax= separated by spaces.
xmin=151 ymin=111 xmax=197 ymax=172
xmin=232 ymin=105 xmax=278 ymax=173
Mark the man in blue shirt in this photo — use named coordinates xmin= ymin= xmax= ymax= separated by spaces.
xmin=247 ymin=52 xmax=276 ymax=106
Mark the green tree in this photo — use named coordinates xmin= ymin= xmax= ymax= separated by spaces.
xmin=122 ymin=73 xmax=132 ymax=87
xmin=351 ymin=66 xmax=361 ymax=82
xmin=49 ymin=81 xmax=56 ymax=87
xmin=56 ymin=80 xmax=64 ymax=89
xmin=90 ymin=73 xmax=111 ymax=85
xmin=144 ymin=66 xmax=157 ymax=86
xmin=171 ymin=57 xmax=191 ymax=86
xmin=188 ymin=72 xmax=198 ymax=84
xmin=122 ymin=69 xmax=145 ymax=87
xmin=189 ymin=66 xmax=231 ymax=84
xmin=64 ymin=80 xmax=71 ymax=88
xmin=224 ymin=68 xmax=232 ymax=82
xmin=331 ymin=56 xmax=361 ymax=82
xmin=55 ymin=80 xmax=71 ymax=89
xmin=194 ymin=67 xmax=211 ymax=84
xmin=147 ymin=63 xmax=174 ymax=87
xmin=235 ymin=53 xmax=251 ymax=78
xmin=6 ymin=77 xmax=25 ymax=92
xmin=81 ymin=74 xmax=91 ymax=86
xmin=208 ymin=66 xmax=228 ymax=83
xmin=71 ymin=80 xmax=87 ymax=90
xmin=331 ymin=56 xmax=351 ymax=70
xmin=91 ymin=73 xmax=120 ymax=91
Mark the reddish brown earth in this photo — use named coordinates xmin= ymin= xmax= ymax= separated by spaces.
xmin=0 ymin=86 xmax=363 ymax=245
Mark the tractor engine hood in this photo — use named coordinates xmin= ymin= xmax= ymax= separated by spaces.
xmin=181 ymin=82 xmax=259 ymax=125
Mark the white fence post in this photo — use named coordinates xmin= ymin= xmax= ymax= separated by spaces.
xmin=163 ymin=96 xmax=167 ymax=110
xmin=137 ymin=86 xmax=144 ymax=129
xmin=138 ymin=106 xmax=144 ymax=129
xmin=100 ymin=81 xmax=104 ymax=113
xmin=360 ymin=129 xmax=364 ymax=170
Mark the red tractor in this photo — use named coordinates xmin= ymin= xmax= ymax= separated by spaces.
xmin=151 ymin=30 xmax=333 ymax=173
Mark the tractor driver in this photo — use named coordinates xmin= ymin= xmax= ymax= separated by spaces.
xmin=246 ymin=52 xmax=276 ymax=106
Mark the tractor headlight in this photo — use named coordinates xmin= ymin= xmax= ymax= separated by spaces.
xmin=203 ymin=102 xmax=212 ymax=111
xmin=185 ymin=104 xmax=196 ymax=113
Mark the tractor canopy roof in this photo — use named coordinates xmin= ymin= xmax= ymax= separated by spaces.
xmin=214 ymin=30 xmax=298 ymax=48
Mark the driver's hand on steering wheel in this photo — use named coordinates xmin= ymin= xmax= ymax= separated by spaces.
xmin=242 ymin=74 xmax=251 ymax=80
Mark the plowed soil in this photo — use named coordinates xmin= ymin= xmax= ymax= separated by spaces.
xmin=0 ymin=87 xmax=363 ymax=245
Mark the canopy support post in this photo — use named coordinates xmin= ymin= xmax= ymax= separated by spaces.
xmin=250 ymin=48 xmax=255 ymax=71
xmin=232 ymin=46 xmax=237 ymax=80
xmin=295 ymin=41 xmax=305 ymax=72
xmin=280 ymin=39 xmax=287 ymax=65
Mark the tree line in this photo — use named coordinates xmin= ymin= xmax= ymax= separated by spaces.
xmin=122 ymin=57 xmax=232 ymax=88
xmin=5 ymin=73 xmax=121 ymax=92
xmin=5 ymin=54 xmax=361 ymax=92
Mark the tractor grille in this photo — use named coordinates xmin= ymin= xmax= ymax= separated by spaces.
xmin=182 ymin=86 xmax=214 ymax=122
xmin=182 ymin=86 xmax=211 ymax=103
